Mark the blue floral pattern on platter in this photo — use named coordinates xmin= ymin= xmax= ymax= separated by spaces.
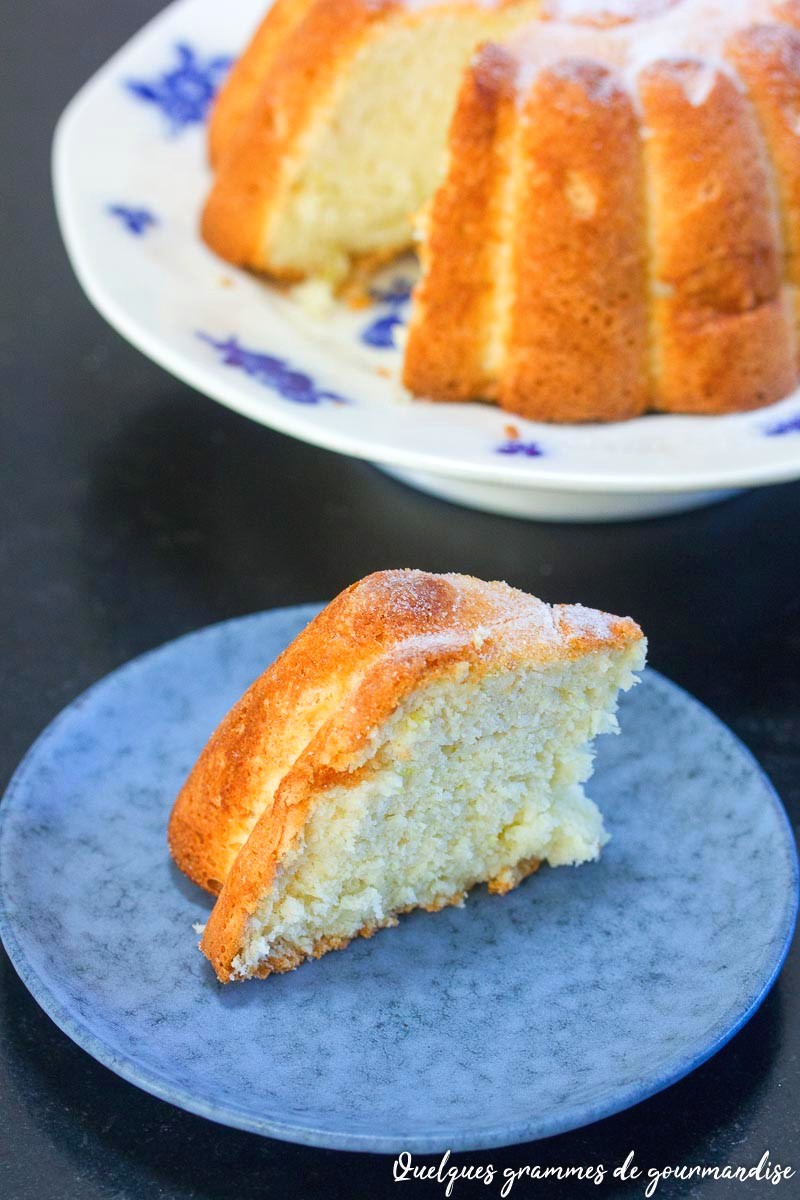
xmin=125 ymin=44 xmax=232 ymax=133
xmin=198 ymin=334 xmax=349 ymax=405
xmin=765 ymin=412 xmax=800 ymax=436
xmin=107 ymin=204 xmax=158 ymax=236
xmin=361 ymin=311 xmax=405 ymax=350
xmin=497 ymin=439 xmax=544 ymax=458
xmin=0 ymin=608 xmax=796 ymax=1152
xmin=360 ymin=277 xmax=413 ymax=350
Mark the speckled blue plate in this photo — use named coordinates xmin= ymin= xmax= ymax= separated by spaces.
xmin=0 ymin=607 xmax=797 ymax=1153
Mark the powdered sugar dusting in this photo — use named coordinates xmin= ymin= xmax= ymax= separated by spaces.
xmin=354 ymin=572 xmax=636 ymax=662
xmin=543 ymin=0 xmax=682 ymax=23
xmin=508 ymin=0 xmax=786 ymax=105
xmin=563 ymin=603 xmax=619 ymax=639
xmin=645 ymin=56 xmax=723 ymax=105
xmin=543 ymin=58 xmax=628 ymax=102
xmin=360 ymin=570 xmax=463 ymax=625
xmin=395 ymin=0 xmax=512 ymax=11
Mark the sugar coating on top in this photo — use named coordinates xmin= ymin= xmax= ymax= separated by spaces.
xmin=395 ymin=0 xmax=522 ymax=11
xmin=353 ymin=570 xmax=551 ymax=637
xmin=348 ymin=571 xmax=634 ymax=665
xmin=563 ymin=603 xmax=621 ymax=639
xmin=543 ymin=0 xmax=682 ymax=23
xmin=507 ymin=0 xmax=788 ymax=103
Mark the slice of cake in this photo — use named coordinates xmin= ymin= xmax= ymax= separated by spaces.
xmin=168 ymin=571 xmax=646 ymax=981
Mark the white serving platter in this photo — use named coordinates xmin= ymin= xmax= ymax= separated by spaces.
xmin=53 ymin=0 xmax=800 ymax=520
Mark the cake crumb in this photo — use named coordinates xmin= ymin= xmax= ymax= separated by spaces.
xmin=290 ymin=279 xmax=335 ymax=317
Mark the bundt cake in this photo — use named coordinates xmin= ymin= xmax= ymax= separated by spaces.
xmin=403 ymin=0 xmax=800 ymax=419
xmin=169 ymin=571 xmax=645 ymax=981
xmin=203 ymin=0 xmax=800 ymax=420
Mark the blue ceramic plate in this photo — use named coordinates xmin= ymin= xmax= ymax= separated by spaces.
xmin=0 ymin=607 xmax=797 ymax=1153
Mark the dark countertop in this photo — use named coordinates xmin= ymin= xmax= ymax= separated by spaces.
xmin=1 ymin=3 xmax=799 ymax=1197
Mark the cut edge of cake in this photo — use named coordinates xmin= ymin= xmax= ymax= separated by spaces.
xmin=201 ymin=0 xmax=540 ymax=283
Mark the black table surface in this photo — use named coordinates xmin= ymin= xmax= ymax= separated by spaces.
xmin=2 ymin=4 xmax=800 ymax=1198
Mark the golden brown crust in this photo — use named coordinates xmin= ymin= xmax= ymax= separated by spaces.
xmin=404 ymin=3 xmax=800 ymax=418
xmin=502 ymin=61 xmax=649 ymax=422
xmin=207 ymin=0 xmax=318 ymax=169
xmin=201 ymin=0 xmax=396 ymax=271
xmin=406 ymin=50 xmax=653 ymax=419
xmin=169 ymin=571 xmax=468 ymax=892
xmin=640 ymin=57 xmax=796 ymax=414
xmin=772 ymin=1 xmax=800 ymax=29
xmin=727 ymin=22 xmax=800 ymax=339
xmin=402 ymin=45 xmax=519 ymax=402
xmin=486 ymin=855 xmax=541 ymax=895
xmin=169 ymin=571 xmax=643 ymax=981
